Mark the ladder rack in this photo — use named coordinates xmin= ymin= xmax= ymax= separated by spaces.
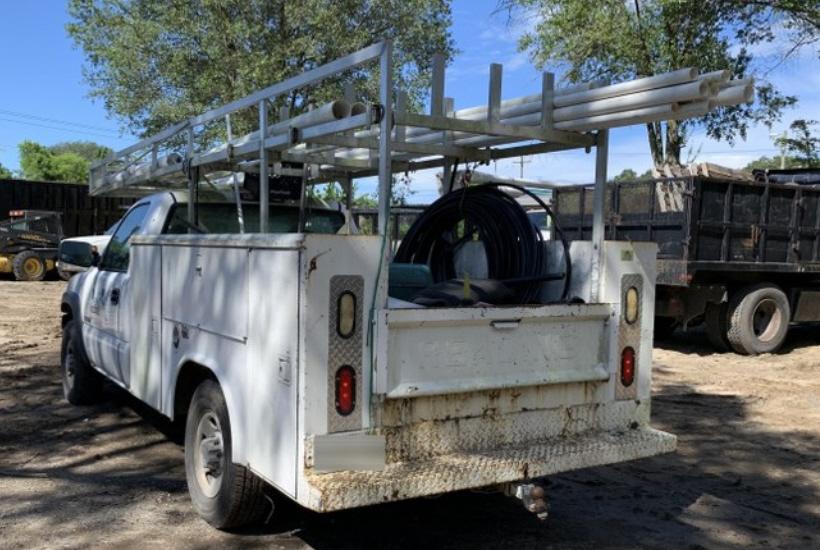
xmin=90 ymin=40 xmax=752 ymax=302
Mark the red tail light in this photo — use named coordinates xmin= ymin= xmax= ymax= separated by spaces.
xmin=335 ymin=366 xmax=356 ymax=416
xmin=621 ymin=347 xmax=635 ymax=387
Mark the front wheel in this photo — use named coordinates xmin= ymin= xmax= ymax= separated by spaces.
xmin=184 ymin=379 xmax=267 ymax=529
xmin=61 ymin=320 xmax=102 ymax=404
xmin=726 ymin=284 xmax=790 ymax=355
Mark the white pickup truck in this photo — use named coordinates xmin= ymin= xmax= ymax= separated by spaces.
xmin=60 ymin=42 xmax=697 ymax=529
xmin=61 ymin=188 xmax=674 ymax=526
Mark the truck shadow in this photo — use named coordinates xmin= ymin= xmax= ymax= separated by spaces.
xmin=655 ymin=323 xmax=820 ymax=356
xmin=249 ymin=385 xmax=820 ymax=550
xmin=2 ymin=346 xmax=818 ymax=549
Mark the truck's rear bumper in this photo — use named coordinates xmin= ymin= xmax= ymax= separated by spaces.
xmin=303 ymin=427 xmax=676 ymax=512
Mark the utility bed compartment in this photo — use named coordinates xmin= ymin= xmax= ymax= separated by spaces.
xmin=381 ymin=303 xmax=611 ymax=398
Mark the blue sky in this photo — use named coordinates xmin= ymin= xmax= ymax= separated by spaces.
xmin=1 ymin=1 xmax=817 ymax=203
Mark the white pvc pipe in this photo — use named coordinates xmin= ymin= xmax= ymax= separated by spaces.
xmin=715 ymin=83 xmax=754 ymax=106
xmin=553 ymin=67 xmax=698 ymax=108
xmin=552 ymin=80 xmax=710 ymax=122
xmin=554 ymin=104 xmax=677 ymax=132
xmin=698 ymin=70 xmax=730 ymax=84
xmin=720 ymin=77 xmax=753 ymax=90
xmin=267 ymin=99 xmax=350 ymax=134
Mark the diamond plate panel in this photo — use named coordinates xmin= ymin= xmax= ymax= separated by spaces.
xmin=304 ymin=427 xmax=676 ymax=512
xmin=617 ymin=274 xmax=642 ymax=400
xmin=327 ymin=275 xmax=364 ymax=432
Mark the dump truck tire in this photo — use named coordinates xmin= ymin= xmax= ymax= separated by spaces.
xmin=61 ymin=320 xmax=102 ymax=405
xmin=12 ymin=251 xmax=46 ymax=281
xmin=653 ymin=317 xmax=677 ymax=341
xmin=185 ymin=379 xmax=267 ymax=529
xmin=726 ymin=284 xmax=790 ymax=355
xmin=704 ymin=302 xmax=731 ymax=352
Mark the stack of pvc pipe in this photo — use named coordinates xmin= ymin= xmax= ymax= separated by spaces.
xmin=398 ymin=68 xmax=754 ymax=148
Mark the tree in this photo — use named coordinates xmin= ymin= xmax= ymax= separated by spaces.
xmin=49 ymin=141 xmax=112 ymax=163
xmin=743 ymin=155 xmax=797 ymax=170
xmin=777 ymin=119 xmax=820 ymax=168
xmin=67 ymin=0 xmax=455 ymax=139
xmin=17 ymin=140 xmax=99 ymax=183
xmin=503 ymin=0 xmax=817 ymax=168
xmin=0 ymin=162 xmax=12 ymax=179
xmin=612 ymin=168 xmax=638 ymax=182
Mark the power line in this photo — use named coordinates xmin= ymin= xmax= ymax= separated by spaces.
xmin=0 ymin=108 xmax=120 ymax=134
xmin=0 ymin=117 xmax=121 ymax=140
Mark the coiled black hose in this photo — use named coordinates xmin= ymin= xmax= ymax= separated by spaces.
xmin=394 ymin=183 xmax=572 ymax=303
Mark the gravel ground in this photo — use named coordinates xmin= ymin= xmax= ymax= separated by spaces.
xmin=0 ymin=280 xmax=818 ymax=549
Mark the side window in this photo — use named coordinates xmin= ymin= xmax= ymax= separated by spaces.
xmin=99 ymin=204 xmax=150 ymax=272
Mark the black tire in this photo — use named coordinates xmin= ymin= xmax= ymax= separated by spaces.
xmin=185 ymin=379 xmax=267 ymax=529
xmin=12 ymin=251 xmax=46 ymax=281
xmin=653 ymin=317 xmax=678 ymax=341
xmin=61 ymin=320 xmax=102 ymax=405
xmin=704 ymin=302 xmax=731 ymax=352
xmin=726 ymin=284 xmax=790 ymax=355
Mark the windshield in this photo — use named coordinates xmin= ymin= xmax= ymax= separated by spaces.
xmin=164 ymin=203 xmax=346 ymax=235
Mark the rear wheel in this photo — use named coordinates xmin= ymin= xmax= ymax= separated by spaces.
xmin=184 ymin=379 xmax=267 ymax=529
xmin=726 ymin=284 xmax=790 ymax=355
xmin=61 ymin=320 xmax=102 ymax=404
xmin=704 ymin=302 xmax=731 ymax=352
xmin=12 ymin=251 xmax=46 ymax=281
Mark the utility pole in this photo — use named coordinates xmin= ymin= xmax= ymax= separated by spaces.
xmin=512 ymin=156 xmax=532 ymax=178
xmin=779 ymin=130 xmax=787 ymax=169
xmin=772 ymin=130 xmax=788 ymax=169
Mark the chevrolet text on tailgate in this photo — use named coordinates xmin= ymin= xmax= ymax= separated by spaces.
xmin=60 ymin=42 xmax=748 ymax=527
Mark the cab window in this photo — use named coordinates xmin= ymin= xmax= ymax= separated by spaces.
xmin=99 ymin=204 xmax=150 ymax=271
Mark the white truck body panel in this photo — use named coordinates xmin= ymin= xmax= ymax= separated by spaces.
xmin=67 ymin=192 xmax=674 ymax=513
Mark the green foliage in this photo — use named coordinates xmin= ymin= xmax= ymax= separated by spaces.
xmin=67 ymin=0 xmax=456 ymax=138
xmin=746 ymin=119 xmax=820 ymax=170
xmin=777 ymin=119 xmax=820 ymax=168
xmin=310 ymin=182 xmax=377 ymax=208
xmin=17 ymin=140 xmax=100 ymax=183
xmin=743 ymin=155 xmax=801 ymax=170
xmin=504 ymin=0 xmax=816 ymax=167
xmin=0 ymin=162 xmax=12 ymax=179
xmin=49 ymin=141 xmax=112 ymax=163
xmin=612 ymin=168 xmax=638 ymax=182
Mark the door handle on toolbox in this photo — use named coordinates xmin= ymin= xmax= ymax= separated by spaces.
xmin=110 ymin=288 xmax=120 ymax=305
xmin=491 ymin=319 xmax=521 ymax=330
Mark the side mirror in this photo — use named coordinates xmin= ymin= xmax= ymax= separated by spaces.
xmin=59 ymin=241 xmax=97 ymax=271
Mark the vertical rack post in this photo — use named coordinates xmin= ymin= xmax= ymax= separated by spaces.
xmin=488 ymin=63 xmax=502 ymax=123
xmin=377 ymin=40 xmax=393 ymax=238
xmin=259 ymin=99 xmax=269 ymax=232
xmin=590 ymin=129 xmax=609 ymax=302
xmin=431 ymin=53 xmax=448 ymax=193
xmin=540 ymin=72 xmax=554 ymax=130
xmin=342 ymin=174 xmax=354 ymax=235
xmin=186 ymin=127 xmax=196 ymax=225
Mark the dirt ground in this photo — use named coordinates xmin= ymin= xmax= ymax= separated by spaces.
xmin=1 ymin=280 xmax=818 ymax=550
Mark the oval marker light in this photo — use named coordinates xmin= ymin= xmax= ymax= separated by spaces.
xmin=624 ymin=286 xmax=639 ymax=324
xmin=337 ymin=291 xmax=356 ymax=338
xmin=621 ymin=347 xmax=635 ymax=387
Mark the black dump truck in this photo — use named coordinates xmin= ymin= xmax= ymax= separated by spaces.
xmin=553 ymin=169 xmax=820 ymax=355
xmin=0 ymin=210 xmax=64 ymax=281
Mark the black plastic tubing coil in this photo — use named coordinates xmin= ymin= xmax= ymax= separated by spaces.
xmin=394 ymin=183 xmax=571 ymax=304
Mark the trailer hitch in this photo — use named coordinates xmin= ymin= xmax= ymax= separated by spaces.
xmin=504 ymin=481 xmax=549 ymax=520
